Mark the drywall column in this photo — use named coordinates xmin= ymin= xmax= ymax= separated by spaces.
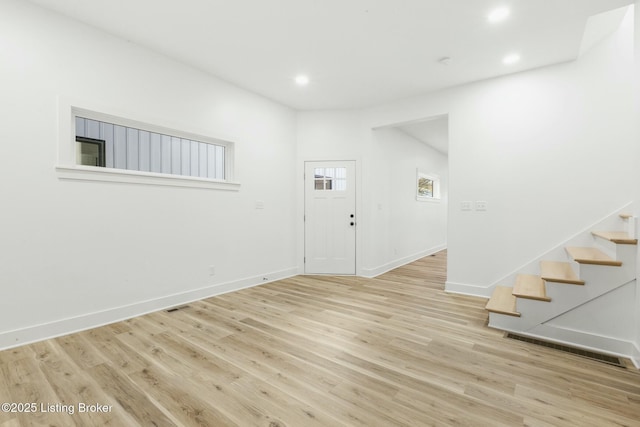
xmin=634 ymin=0 xmax=640 ymax=354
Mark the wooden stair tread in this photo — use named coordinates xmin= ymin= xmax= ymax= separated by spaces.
xmin=565 ymin=247 xmax=622 ymax=266
xmin=540 ymin=261 xmax=584 ymax=285
xmin=513 ymin=274 xmax=550 ymax=301
xmin=485 ymin=286 xmax=520 ymax=317
xmin=591 ymin=231 xmax=637 ymax=245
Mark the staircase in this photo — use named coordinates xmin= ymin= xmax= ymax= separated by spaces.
xmin=485 ymin=210 xmax=637 ymax=358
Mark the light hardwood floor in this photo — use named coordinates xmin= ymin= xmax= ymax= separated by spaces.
xmin=1 ymin=250 xmax=640 ymax=426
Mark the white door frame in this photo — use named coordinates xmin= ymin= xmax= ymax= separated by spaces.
xmin=304 ymin=160 xmax=357 ymax=275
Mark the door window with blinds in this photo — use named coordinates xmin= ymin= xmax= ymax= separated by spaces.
xmin=314 ymin=167 xmax=347 ymax=191
xmin=75 ymin=117 xmax=225 ymax=180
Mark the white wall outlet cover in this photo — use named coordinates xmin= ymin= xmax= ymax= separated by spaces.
xmin=475 ymin=201 xmax=488 ymax=211
xmin=461 ymin=201 xmax=472 ymax=211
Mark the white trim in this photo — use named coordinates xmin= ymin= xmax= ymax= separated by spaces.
xmin=0 ymin=267 xmax=299 ymax=352
xmin=304 ymin=160 xmax=358 ymax=275
xmin=297 ymin=157 xmax=364 ymax=279
xmin=447 ymin=203 xmax=635 ymax=298
xmin=361 ymin=244 xmax=446 ymax=278
xmin=56 ymin=165 xmax=241 ymax=191
xmin=417 ymin=197 xmax=442 ymax=203
xmin=445 ymin=281 xmax=494 ymax=297
xmin=416 ymin=169 xmax=441 ymax=201
xmin=515 ymin=324 xmax=640 ymax=369
xmin=631 ymin=343 xmax=640 ymax=369
xmin=57 ymin=97 xmax=238 ymax=189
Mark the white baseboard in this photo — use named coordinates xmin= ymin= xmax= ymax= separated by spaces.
xmin=360 ymin=244 xmax=446 ymax=278
xmin=445 ymin=281 xmax=493 ymax=298
xmin=508 ymin=324 xmax=640 ymax=368
xmin=630 ymin=342 xmax=640 ymax=369
xmin=0 ymin=267 xmax=299 ymax=352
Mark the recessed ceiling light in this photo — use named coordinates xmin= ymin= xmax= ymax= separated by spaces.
xmin=502 ymin=53 xmax=520 ymax=65
xmin=488 ymin=7 xmax=510 ymax=23
xmin=295 ymin=75 xmax=310 ymax=86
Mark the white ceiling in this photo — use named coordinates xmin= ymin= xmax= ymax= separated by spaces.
xmin=26 ymin=0 xmax=633 ymax=110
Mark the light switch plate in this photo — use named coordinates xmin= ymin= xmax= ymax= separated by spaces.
xmin=475 ymin=201 xmax=488 ymax=211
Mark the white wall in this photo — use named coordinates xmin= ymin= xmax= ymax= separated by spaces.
xmin=545 ymin=281 xmax=636 ymax=341
xmin=296 ymin=110 xmax=368 ymax=161
xmin=295 ymin=110 xmax=368 ymax=272
xmin=0 ymin=0 xmax=297 ymax=347
xmin=295 ymin=111 xmax=448 ymax=276
xmin=2 ymin=0 xmax=637 ymax=353
xmin=364 ymin=127 xmax=448 ymax=275
xmin=366 ymin=9 xmax=636 ymax=294
xmin=634 ymin=1 xmax=640 ymax=353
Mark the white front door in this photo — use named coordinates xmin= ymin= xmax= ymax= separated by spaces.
xmin=304 ymin=161 xmax=356 ymax=274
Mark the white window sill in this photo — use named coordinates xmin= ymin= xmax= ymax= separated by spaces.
xmin=56 ymin=165 xmax=240 ymax=191
xmin=417 ymin=196 xmax=441 ymax=203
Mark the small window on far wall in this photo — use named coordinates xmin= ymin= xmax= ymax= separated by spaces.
xmin=76 ymin=136 xmax=105 ymax=167
xmin=417 ymin=170 xmax=440 ymax=201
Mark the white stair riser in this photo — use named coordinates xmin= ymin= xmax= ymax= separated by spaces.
xmin=578 ymin=262 xmax=635 ymax=284
xmin=514 ymin=278 xmax=631 ymax=330
xmin=591 ymin=238 xmax=618 ymax=259
xmin=488 ymin=311 xmax=524 ymax=330
xmin=614 ymin=243 xmax=636 ymax=265
xmin=571 ymin=245 xmax=635 ymax=280
xmin=485 ymin=205 xmax=632 ymax=293
xmin=490 ymin=260 xmax=635 ymax=331
xmin=488 ymin=206 xmax=638 ymax=363
xmin=592 ymin=237 xmax=637 ymax=261
xmin=623 ymin=215 xmax=636 ymax=238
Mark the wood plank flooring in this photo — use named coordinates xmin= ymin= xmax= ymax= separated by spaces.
xmin=1 ymin=250 xmax=640 ymax=426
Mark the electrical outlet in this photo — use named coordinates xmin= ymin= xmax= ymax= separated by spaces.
xmin=209 ymin=266 xmax=216 ymax=276
xmin=475 ymin=201 xmax=488 ymax=211
xmin=461 ymin=201 xmax=472 ymax=211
